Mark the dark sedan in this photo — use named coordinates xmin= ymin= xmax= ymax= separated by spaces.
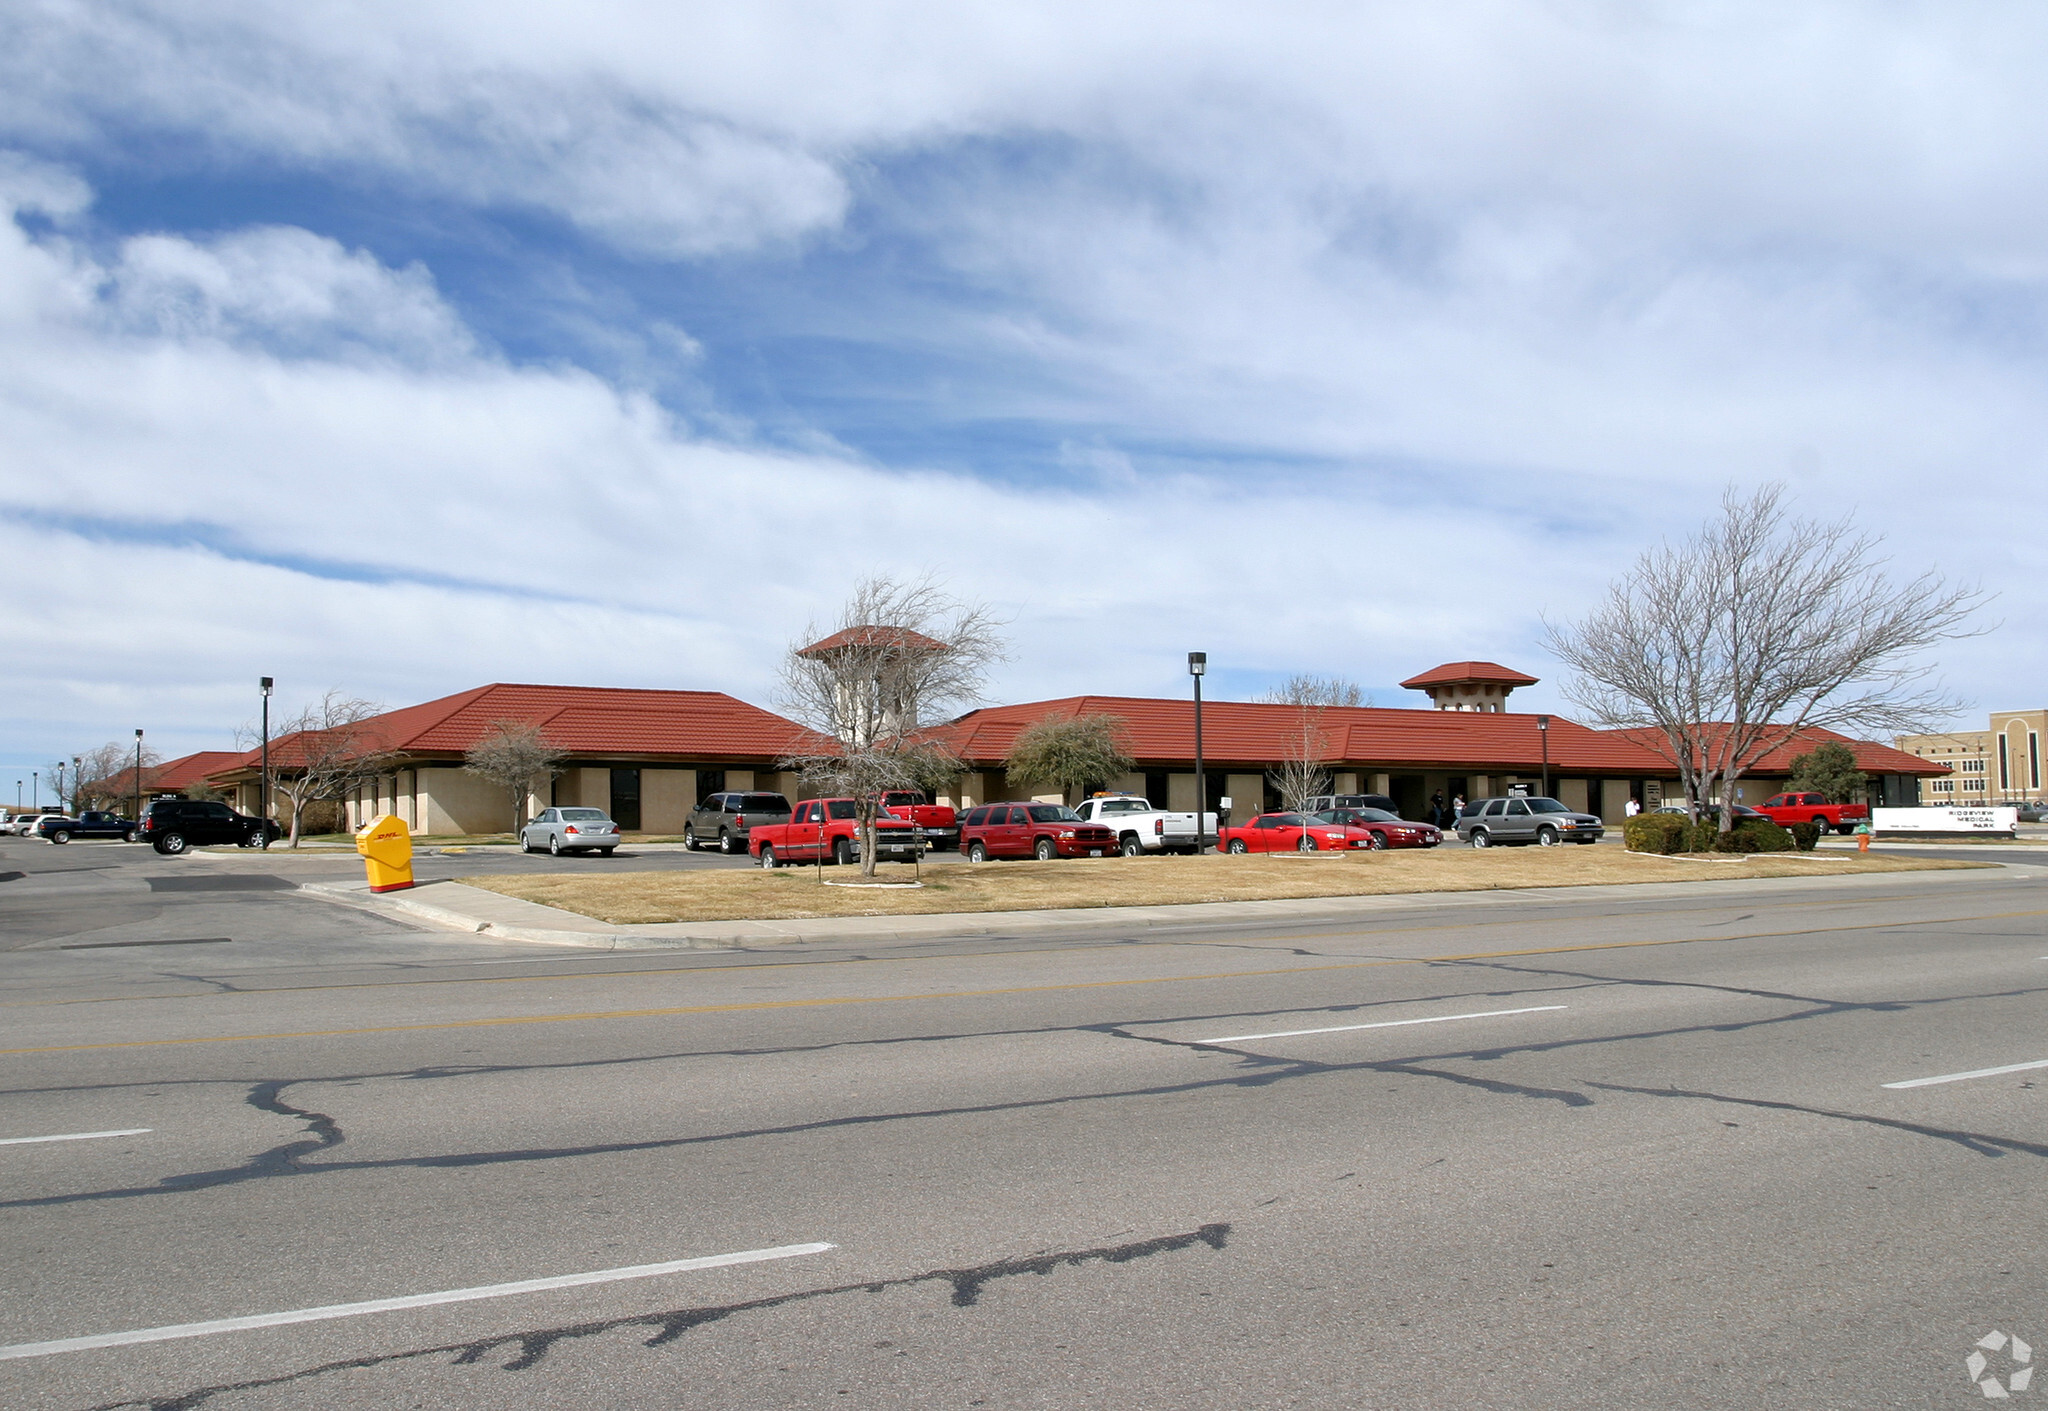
xmin=1312 ymin=807 xmax=1442 ymax=849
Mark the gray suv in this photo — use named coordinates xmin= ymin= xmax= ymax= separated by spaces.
xmin=1456 ymin=796 xmax=1604 ymax=847
xmin=685 ymin=791 xmax=792 ymax=854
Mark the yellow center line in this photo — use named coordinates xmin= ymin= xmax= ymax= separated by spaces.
xmin=8 ymin=908 xmax=2045 ymax=1056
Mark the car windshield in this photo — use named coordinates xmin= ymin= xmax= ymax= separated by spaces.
xmin=1269 ymin=813 xmax=1310 ymax=826
xmin=1097 ymin=799 xmax=1146 ymax=814
xmin=560 ymin=808 xmax=608 ymax=820
xmin=1351 ymin=808 xmax=1400 ymax=822
xmin=1526 ymin=798 xmax=1572 ymax=814
xmin=1027 ymin=805 xmax=1081 ymax=823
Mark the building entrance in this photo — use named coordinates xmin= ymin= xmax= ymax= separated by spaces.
xmin=610 ymin=768 xmax=642 ymax=830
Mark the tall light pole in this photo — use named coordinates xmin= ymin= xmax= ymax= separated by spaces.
xmin=133 ymin=729 xmax=144 ymax=824
xmin=71 ymin=756 xmax=80 ymax=816
xmin=1189 ymin=652 xmax=1208 ymax=854
xmin=260 ymin=677 xmax=274 ymax=851
xmin=1536 ymin=715 xmax=1551 ymax=799
xmin=54 ymin=760 xmax=65 ymax=814
xmin=31 ymin=771 xmax=37 ymax=810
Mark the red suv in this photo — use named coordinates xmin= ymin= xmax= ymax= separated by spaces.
xmin=958 ymin=803 xmax=1117 ymax=862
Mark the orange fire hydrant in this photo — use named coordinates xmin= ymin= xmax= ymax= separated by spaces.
xmin=355 ymin=813 xmax=416 ymax=892
xmin=1855 ymin=822 xmax=1872 ymax=854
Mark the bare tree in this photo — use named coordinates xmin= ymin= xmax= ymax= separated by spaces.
xmin=1267 ymin=704 xmax=1335 ymax=818
xmin=1004 ymin=714 xmax=1135 ymax=805
xmin=1544 ymin=484 xmax=1988 ymax=830
xmin=73 ymin=741 xmax=160 ymax=813
xmin=1257 ymin=674 xmax=1371 ymax=708
xmin=268 ymin=692 xmax=393 ymax=847
xmin=463 ymin=721 xmax=567 ymax=834
xmin=779 ymin=575 xmax=1007 ymax=876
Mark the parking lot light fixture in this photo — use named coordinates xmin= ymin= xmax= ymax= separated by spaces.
xmin=260 ymin=677 xmax=273 ymax=851
xmin=1189 ymin=652 xmax=1208 ymax=853
xmin=1536 ymin=714 xmax=1551 ymax=799
xmin=134 ymin=729 xmax=143 ymax=824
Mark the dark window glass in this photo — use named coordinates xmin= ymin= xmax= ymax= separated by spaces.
xmin=1483 ymin=800 xmax=1506 ymax=817
xmin=610 ymin=769 xmax=641 ymax=830
xmin=826 ymin=801 xmax=858 ymax=820
xmin=1507 ymin=800 xmax=1530 ymax=815
xmin=1027 ymin=805 xmax=1079 ymax=823
xmin=741 ymin=794 xmax=789 ymax=811
xmin=695 ymin=770 xmax=726 ymax=806
xmin=1527 ymin=799 xmax=1569 ymax=814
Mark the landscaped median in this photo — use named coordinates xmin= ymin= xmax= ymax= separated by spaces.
xmin=458 ymin=848 xmax=1986 ymax=925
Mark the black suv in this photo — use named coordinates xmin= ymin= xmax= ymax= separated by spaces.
xmin=139 ymin=800 xmax=280 ymax=854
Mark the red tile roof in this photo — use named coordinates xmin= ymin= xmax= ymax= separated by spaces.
xmin=931 ymin=697 xmax=1948 ymax=776
xmin=1399 ymin=661 xmax=1540 ymax=689
xmin=146 ymin=751 xmax=247 ymax=792
xmin=797 ymin=625 xmax=949 ymax=656
xmin=205 ymin=684 xmax=822 ymax=776
xmin=1612 ymin=725 xmax=1945 ymax=777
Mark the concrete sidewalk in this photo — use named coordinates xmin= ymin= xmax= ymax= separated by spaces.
xmin=298 ymin=861 xmax=2035 ymax=951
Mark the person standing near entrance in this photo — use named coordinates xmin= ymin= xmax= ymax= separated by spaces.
xmin=1451 ymin=793 xmax=1465 ymax=819
xmin=1624 ymin=796 xmax=1641 ymax=818
xmin=1428 ymin=791 xmax=1446 ymax=827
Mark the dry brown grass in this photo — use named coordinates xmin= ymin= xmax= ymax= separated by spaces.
xmin=457 ymin=847 xmax=1986 ymax=925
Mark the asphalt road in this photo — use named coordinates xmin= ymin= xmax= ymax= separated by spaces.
xmin=2 ymin=836 xmax=2044 ymax=1409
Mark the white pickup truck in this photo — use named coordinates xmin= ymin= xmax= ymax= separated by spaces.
xmin=1071 ymin=794 xmax=1220 ymax=855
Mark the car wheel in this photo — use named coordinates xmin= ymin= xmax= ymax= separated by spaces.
xmin=159 ymin=832 xmax=188 ymax=855
xmin=122 ymin=829 xmax=137 ymax=844
xmin=1034 ymin=837 xmax=1056 ymax=862
xmin=520 ymin=834 xmax=534 ymax=853
xmin=1469 ymin=828 xmax=1490 ymax=848
xmin=549 ymin=835 xmax=562 ymax=857
xmin=1226 ymin=838 xmax=1248 ymax=854
xmin=683 ymin=826 xmax=698 ymax=851
xmin=759 ymin=844 xmax=777 ymax=869
xmin=1119 ymin=834 xmax=1142 ymax=857
xmin=1368 ymin=831 xmax=1387 ymax=850
xmin=49 ymin=830 xmax=70 ymax=844
xmin=967 ymin=841 xmax=988 ymax=863
xmin=1536 ymin=826 xmax=1560 ymax=847
xmin=832 ymin=838 xmax=854 ymax=867
xmin=1296 ymin=834 xmax=1316 ymax=851
xmin=719 ymin=830 xmax=736 ymax=855
xmin=599 ymin=848 xmax=616 ymax=857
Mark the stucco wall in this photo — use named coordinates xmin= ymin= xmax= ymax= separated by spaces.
xmin=416 ymin=767 xmax=524 ymax=835
xmin=642 ymin=768 xmax=694 ymax=833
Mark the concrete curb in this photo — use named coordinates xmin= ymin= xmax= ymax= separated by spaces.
xmin=298 ymin=859 xmax=2036 ymax=951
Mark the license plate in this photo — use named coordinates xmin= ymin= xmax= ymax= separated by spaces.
xmin=1089 ymin=849 xmax=1102 ymax=857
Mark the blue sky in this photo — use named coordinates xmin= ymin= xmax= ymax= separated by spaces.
xmin=2 ymin=2 xmax=2042 ymax=788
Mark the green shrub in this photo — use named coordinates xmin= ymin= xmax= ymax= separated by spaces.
xmin=1788 ymin=821 xmax=1822 ymax=852
xmin=1623 ymin=813 xmax=1687 ymax=854
xmin=1710 ymin=827 xmax=1759 ymax=853
xmin=1733 ymin=819 xmax=1794 ymax=853
xmin=1684 ymin=820 xmax=1722 ymax=853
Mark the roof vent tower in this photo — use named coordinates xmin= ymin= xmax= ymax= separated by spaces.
xmin=1399 ymin=661 xmax=1539 ymax=713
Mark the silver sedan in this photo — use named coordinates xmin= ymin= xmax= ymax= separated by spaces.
xmin=519 ymin=807 xmax=622 ymax=857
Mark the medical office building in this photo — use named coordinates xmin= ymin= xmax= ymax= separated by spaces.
xmin=192 ymin=663 xmax=1945 ymax=834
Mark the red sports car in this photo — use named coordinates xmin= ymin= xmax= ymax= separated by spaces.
xmin=1218 ymin=812 xmax=1378 ymax=853
xmin=1313 ymin=807 xmax=1442 ymax=849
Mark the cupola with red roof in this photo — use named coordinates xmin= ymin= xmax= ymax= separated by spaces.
xmin=1399 ymin=661 xmax=1539 ymax=713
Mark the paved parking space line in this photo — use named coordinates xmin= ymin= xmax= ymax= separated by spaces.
xmin=0 ymin=1241 xmax=835 ymax=1361
xmin=1199 ymin=1004 xmax=1567 ymax=1045
xmin=0 ymin=1127 xmax=151 ymax=1146
xmin=1882 ymin=1058 xmax=2048 ymax=1089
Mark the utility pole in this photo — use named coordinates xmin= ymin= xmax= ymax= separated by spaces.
xmin=1537 ymin=715 xmax=1551 ymax=799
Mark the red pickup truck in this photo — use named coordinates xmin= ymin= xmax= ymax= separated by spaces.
xmin=1756 ymin=792 xmax=1869 ymax=835
xmin=875 ymin=790 xmax=959 ymax=851
xmin=749 ymin=798 xmax=924 ymax=868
